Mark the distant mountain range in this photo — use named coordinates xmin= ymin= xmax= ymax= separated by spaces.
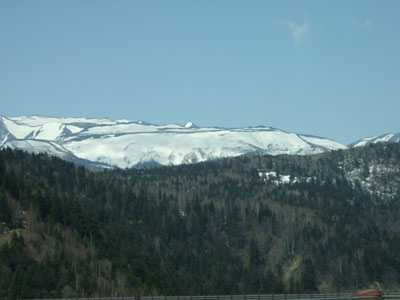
xmin=0 ymin=115 xmax=397 ymax=169
xmin=350 ymin=132 xmax=400 ymax=147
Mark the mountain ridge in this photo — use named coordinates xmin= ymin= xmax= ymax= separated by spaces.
xmin=0 ymin=115 xmax=347 ymax=169
xmin=350 ymin=132 xmax=400 ymax=147
xmin=6 ymin=115 xmax=400 ymax=169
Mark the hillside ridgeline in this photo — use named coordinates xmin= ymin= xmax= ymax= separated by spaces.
xmin=1 ymin=143 xmax=400 ymax=298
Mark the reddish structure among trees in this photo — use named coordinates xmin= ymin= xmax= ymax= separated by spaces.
xmin=358 ymin=290 xmax=383 ymax=300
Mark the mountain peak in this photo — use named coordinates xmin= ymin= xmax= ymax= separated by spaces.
xmin=184 ymin=122 xmax=197 ymax=128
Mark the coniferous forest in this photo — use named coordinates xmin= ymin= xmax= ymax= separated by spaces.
xmin=1 ymin=143 xmax=400 ymax=299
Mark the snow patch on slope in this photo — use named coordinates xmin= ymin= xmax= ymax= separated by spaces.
xmin=2 ymin=117 xmax=38 ymax=139
xmin=4 ymin=139 xmax=70 ymax=156
xmin=34 ymin=123 xmax=65 ymax=140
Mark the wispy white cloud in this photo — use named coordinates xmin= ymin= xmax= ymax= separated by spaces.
xmin=286 ymin=22 xmax=310 ymax=47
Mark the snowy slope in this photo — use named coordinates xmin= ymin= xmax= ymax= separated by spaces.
xmin=350 ymin=133 xmax=400 ymax=147
xmin=0 ymin=115 xmax=347 ymax=169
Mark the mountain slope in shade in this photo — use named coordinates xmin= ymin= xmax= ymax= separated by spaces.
xmin=0 ymin=115 xmax=347 ymax=168
xmin=350 ymin=132 xmax=400 ymax=147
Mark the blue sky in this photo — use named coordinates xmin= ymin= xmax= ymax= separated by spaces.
xmin=1 ymin=0 xmax=399 ymax=144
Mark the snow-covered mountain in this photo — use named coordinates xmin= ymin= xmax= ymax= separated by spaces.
xmin=350 ymin=133 xmax=400 ymax=147
xmin=0 ymin=115 xmax=347 ymax=169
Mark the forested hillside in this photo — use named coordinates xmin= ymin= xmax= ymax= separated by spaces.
xmin=1 ymin=143 xmax=400 ymax=299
